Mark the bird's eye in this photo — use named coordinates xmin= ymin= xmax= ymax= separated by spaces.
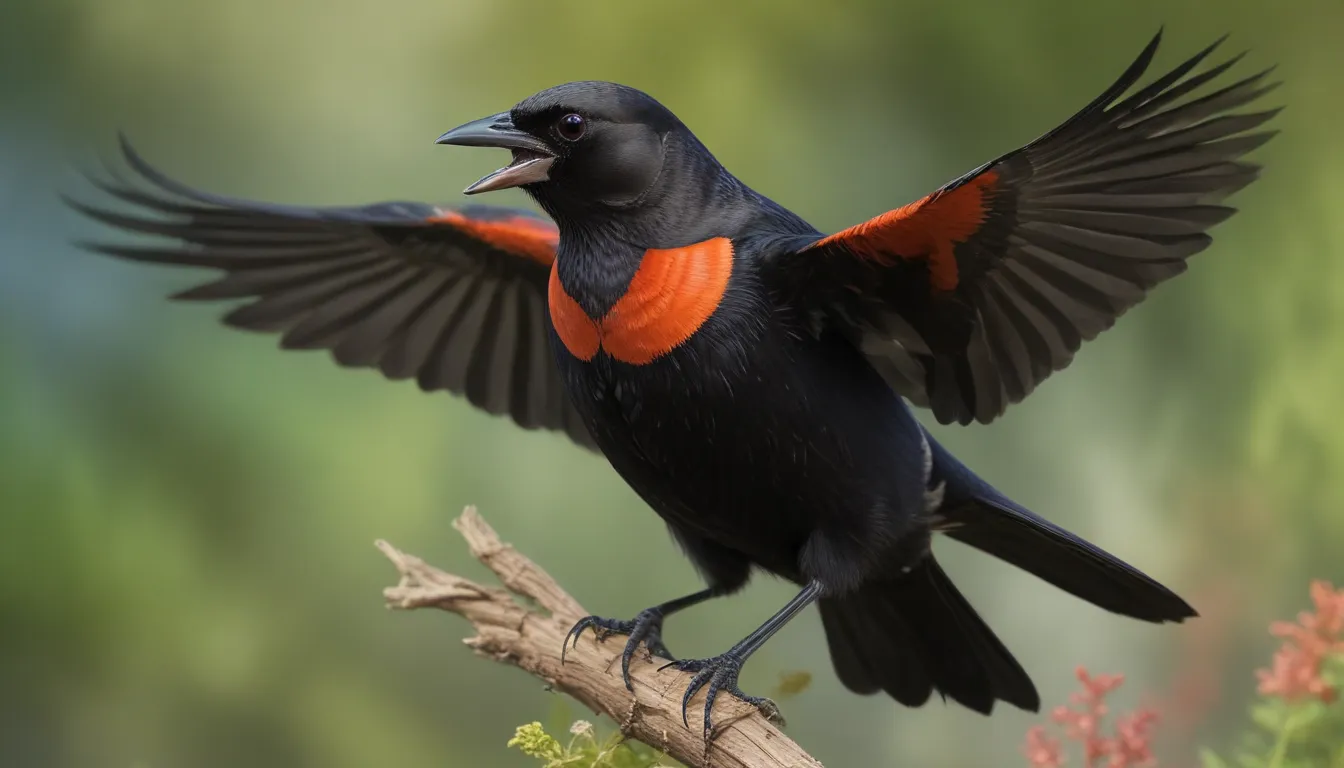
xmin=556 ymin=113 xmax=586 ymax=142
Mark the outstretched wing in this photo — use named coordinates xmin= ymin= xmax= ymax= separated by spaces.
xmin=772 ymin=31 xmax=1279 ymax=425
xmin=68 ymin=138 xmax=597 ymax=450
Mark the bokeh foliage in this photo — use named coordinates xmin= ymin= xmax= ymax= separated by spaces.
xmin=2 ymin=1 xmax=1342 ymax=765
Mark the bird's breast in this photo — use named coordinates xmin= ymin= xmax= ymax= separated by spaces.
xmin=548 ymin=237 xmax=734 ymax=365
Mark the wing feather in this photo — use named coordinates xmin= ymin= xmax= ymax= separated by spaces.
xmin=778 ymin=31 xmax=1277 ymax=424
xmin=69 ymin=139 xmax=598 ymax=450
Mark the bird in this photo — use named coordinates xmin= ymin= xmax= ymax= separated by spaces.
xmin=68 ymin=30 xmax=1277 ymax=741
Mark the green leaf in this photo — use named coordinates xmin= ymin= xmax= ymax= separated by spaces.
xmin=772 ymin=670 xmax=813 ymax=699
xmin=1252 ymin=699 xmax=1292 ymax=733
xmin=1292 ymin=700 xmax=1329 ymax=730
xmin=1201 ymin=747 xmax=1233 ymax=768
xmin=1322 ymin=655 xmax=1344 ymax=688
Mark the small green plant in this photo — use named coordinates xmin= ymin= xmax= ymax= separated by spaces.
xmin=506 ymin=720 xmax=677 ymax=768
xmin=1201 ymin=580 xmax=1344 ymax=768
xmin=506 ymin=669 xmax=810 ymax=766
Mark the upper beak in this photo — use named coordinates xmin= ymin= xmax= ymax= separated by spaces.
xmin=436 ymin=112 xmax=557 ymax=195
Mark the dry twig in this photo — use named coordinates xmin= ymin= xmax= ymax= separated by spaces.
xmin=377 ymin=506 xmax=823 ymax=768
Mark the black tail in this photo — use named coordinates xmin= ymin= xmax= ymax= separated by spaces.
xmin=818 ymin=557 xmax=1040 ymax=714
xmin=924 ymin=429 xmax=1198 ymax=624
xmin=939 ymin=494 xmax=1198 ymax=624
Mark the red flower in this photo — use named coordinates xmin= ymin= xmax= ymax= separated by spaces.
xmin=1024 ymin=667 xmax=1159 ymax=768
xmin=1023 ymin=725 xmax=1066 ymax=768
xmin=1255 ymin=580 xmax=1344 ymax=703
xmin=1026 ymin=580 xmax=1344 ymax=768
xmin=1108 ymin=709 xmax=1159 ymax=768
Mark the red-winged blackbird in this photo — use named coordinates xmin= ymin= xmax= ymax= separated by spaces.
xmin=69 ymin=31 xmax=1277 ymax=739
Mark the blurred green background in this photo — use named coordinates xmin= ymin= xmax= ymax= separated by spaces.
xmin=2 ymin=1 xmax=1341 ymax=765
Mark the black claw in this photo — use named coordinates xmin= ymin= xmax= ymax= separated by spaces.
xmin=662 ymin=653 xmax=781 ymax=741
xmin=559 ymin=608 xmax=671 ymax=690
xmin=560 ymin=615 xmax=600 ymax=663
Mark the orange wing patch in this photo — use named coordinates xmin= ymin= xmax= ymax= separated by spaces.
xmin=813 ymin=171 xmax=999 ymax=291
xmin=428 ymin=209 xmax=558 ymax=266
xmin=548 ymin=238 xmax=734 ymax=365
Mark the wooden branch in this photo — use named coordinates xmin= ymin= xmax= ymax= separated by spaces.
xmin=377 ymin=506 xmax=824 ymax=768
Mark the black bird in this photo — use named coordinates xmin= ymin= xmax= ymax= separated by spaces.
xmin=69 ymin=31 xmax=1277 ymax=739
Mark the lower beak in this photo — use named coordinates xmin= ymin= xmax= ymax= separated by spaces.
xmin=436 ymin=112 xmax=557 ymax=195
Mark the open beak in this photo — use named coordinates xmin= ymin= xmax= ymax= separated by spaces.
xmin=436 ymin=112 xmax=556 ymax=195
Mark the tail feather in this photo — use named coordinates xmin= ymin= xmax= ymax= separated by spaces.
xmin=939 ymin=494 xmax=1197 ymax=623
xmin=818 ymin=602 xmax=884 ymax=695
xmin=820 ymin=589 xmax=935 ymax=705
xmin=922 ymin=428 xmax=1197 ymax=623
xmin=820 ymin=557 xmax=1040 ymax=714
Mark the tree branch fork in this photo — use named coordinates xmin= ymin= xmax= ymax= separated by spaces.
xmin=377 ymin=507 xmax=823 ymax=768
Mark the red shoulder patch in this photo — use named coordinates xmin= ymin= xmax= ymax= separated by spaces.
xmin=546 ymin=237 xmax=734 ymax=365
xmin=428 ymin=210 xmax=558 ymax=266
xmin=813 ymin=171 xmax=999 ymax=291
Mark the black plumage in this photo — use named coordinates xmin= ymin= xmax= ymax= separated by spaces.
xmin=68 ymin=30 xmax=1276 ymax=742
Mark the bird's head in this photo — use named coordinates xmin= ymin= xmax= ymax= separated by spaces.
xmin=436 ymin=81 xmax=690 ymax=220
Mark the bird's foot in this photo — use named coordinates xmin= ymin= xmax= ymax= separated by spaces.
xmin=661 ymin=652 xmax=784 ymax=742
xmin=561 ymin=608 xmax=673 ymax=690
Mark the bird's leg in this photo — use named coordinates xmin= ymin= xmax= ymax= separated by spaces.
xmin=562 ymin=587 xmax=725 ymax=689
xmin=662 ymin=581 xmax=823 ymax=741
